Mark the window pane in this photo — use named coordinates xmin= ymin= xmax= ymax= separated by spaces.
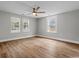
xmin=11 ymin=17 xmax=20 ymax=33
xmin=22 ymin=19 xmax=30 ymax=32
xmin=47 ymin=16 xmax=57 ymax=33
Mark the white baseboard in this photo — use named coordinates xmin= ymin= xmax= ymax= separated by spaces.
xmin=0 ymin=34 xmax=79 ymax=44
xmin=0 ymin=35 xmax=36 ymax=42
xmin=37 ymin=35 xmax=79 ymax=44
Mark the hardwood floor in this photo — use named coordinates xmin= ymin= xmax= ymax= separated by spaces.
xmin=0 ymin=36 xmax=79 ymax=58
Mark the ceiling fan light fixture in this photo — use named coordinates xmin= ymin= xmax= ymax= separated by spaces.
xmin=32 ymin=12 xmax=37 ymax=16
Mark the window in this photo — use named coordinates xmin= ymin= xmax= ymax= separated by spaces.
xmin=10 ymin=16 xmax=30 ymax=33
xmin=22 ymin=19 xmax=30 ymax=32
xmin=11 ymin=17 xmax=20 ymax=33
xmin=47 ymin=16 xmax=57 ymax=33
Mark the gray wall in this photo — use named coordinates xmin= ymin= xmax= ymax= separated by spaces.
xmin=0 ymin=9 xmax=79 ymax=42
xmin=37 ymin=10 xmax=79 ymax=41
xmin=0 ymin=11 xmax=37 ymax=40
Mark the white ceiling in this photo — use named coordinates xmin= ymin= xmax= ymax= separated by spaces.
xmin=0 ymin=1 xmax=79 ymax=18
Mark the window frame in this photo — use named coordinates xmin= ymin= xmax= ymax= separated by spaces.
xmin=47 ymin=16 xmax=57 ymax=33
xmin=10 ymin=17 xmax=21 ymax=33
xmin=22 ymin=18 xmax=30 ymax=32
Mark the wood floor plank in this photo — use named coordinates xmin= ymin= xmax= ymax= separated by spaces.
xmin=0 ymin=37 xmax=79 ymax=58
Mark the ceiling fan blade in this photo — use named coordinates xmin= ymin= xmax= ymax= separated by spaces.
xmin=37 ymin=12 xmax=45 ymax=13
xmin=36 ymin=7 xmax=40 ymax=11
xmin=33 ymin=8 xmax=36 ymax=13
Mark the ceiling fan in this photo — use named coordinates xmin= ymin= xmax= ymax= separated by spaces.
xmin=18 ymin=2 xmax=45 ymax=16
xmin=32 ymin=6 xmax=45 ymax=16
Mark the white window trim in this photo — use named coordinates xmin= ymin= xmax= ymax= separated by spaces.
xmin=22 ymin=18 xmax=30 ymax=32
xmin=47 ymin=16 xmax=57 ymax=33
xmin=10 ymin=17 xmax=20 ymax=33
